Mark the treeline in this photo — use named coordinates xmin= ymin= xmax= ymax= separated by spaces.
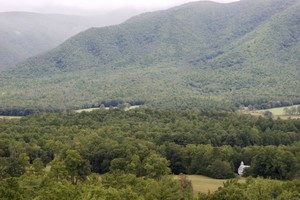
xmin=0 ymin=109 xmax=300 ymax=199
xmin=0 ymin=107 xmax=63 ymax=116
xmin=0 ymin=100 xmax=145 ymax=116
xmin=284 ymin=106 xmax=300 ymax=115
xmin=0 ymin=173 xmax=188 ymax=200
xmin=199 ymin=178 xmax=300 ymax=200
xmin=81 ymin=100 xmax=145 ymax=109
xmin=235 ymin=99 xmax=300 ymax=110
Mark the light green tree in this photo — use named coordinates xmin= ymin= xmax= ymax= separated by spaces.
xmin=64 ymin=150 xmax=91 ymax=185
xmin=142 ymin=151 xmax=171 ymax=179
xmin=48 ymin=157 xmax=68 ymax=182
xmin=146 ymin=176 xmax=181 ymax=200
xmin=32 ymin=158 xmax=44 ymax=175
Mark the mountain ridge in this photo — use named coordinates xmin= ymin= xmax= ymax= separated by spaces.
xmin=0 ymin=0 xmax=299 ymax=112
xmin=0 ymin=11 xmax=139 ymax=70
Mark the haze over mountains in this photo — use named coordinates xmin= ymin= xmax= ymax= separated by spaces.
xmin=0 ymin=10 xmax=141 ymax=70
xmin=0 ymin=0 xmax=299 ymax=113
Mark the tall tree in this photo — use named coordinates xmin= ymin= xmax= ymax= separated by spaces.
xmin=142 ymin=151 xmax=171 ymax=179
xmin=64 ymin=150 xmax=91 ymax=185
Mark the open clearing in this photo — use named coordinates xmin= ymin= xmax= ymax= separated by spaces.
xmin=175 ymin=175 xmax=245 ymax=194
xmin=240 ymin=104 xmax=300 ymax=120
xmin=75 ymin=107 xmax=102 ymax=113
xmin=75 ymin=105 xmax=140 ymax=113
xmin=0 ymin=116 xmax=21 ymax=119
xmin=260 ymin=105 xmax=300 ymax=116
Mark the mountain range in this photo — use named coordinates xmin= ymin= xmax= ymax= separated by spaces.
xmin=0 ymin=11 xmax=140 ymax=70
xmin=0 ymin=0 xmax=299 ymax=113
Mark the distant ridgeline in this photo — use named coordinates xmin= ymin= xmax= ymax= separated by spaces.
xmin=0 ymin=12 xmax=113 ymax=70
xmin=0 ymin=0 xmax=299 ymax=111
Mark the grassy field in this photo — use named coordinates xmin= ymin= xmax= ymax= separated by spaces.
xmin=260 ymin=105 xmax=300 ymax=116
xmin=75 ymin=107 xmax=103 ymax=113
xmin=175 ymin=175 xmax=245 ymax=194
xmin=75 ymin=106 xmax=140 ymax=113
xmin=0 ymin=116 xmax=21 ymax=119
xmin=240 ymin=105 xmax=300 ymax=119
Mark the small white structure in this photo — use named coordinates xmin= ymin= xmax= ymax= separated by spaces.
xmin=238 ymin=161 xmax=250 ymax=175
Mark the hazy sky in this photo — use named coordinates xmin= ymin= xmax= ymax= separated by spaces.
xmin=0 ymin=0 xmax=239 ymax=14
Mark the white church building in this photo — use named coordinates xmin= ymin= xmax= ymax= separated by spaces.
xmin=238 ymin=161 xmax=250 ymax=175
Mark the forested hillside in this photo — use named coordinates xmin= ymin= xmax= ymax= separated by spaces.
xmin=0 ymin=0 xmax=299 ymax=113
xmin=0 ymin=109 xmax=300 ymax=199
xmin=0 ymin=12 xmax=127 ymax=70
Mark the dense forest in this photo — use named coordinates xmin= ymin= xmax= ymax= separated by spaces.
xmin=0 ymin=0 xmax=299 ymax=112
xmin=1 ymin=109 xmax=300 ymax=199
xmin=1 ymin=0 xmax=300 ymax=199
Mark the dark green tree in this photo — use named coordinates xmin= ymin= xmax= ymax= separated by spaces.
xmin=210 ymin=159 xmax=235 ymax=179
xmin=0 ymin=178 xmax=24 ymax=200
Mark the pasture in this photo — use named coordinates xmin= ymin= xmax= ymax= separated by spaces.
xmin=175 ymin=175 xmax=245 ymax=194
xmin=75 ymin=107 xmax=102 ymax=113
xmin=260 ymin=105 xmax=300 ymax=116
xmin=240 ymin=104 xmax=300 ymax=119
xmin=75 ymin=105 xmax=140 ymax=113
xmin=0 ymin=116 xmax=21 ymax=119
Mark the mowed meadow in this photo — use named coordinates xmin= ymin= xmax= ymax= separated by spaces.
xmin=174 ymin=175 xmax=246 ymax=194
xmin=0 ymin=116 xmax=21 ymax=119
xmin=241 ymin=104 xmax=300 ymax=119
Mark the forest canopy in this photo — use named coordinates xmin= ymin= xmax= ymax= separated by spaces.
xmin=0 ymin=109 xmax=300 ymax=188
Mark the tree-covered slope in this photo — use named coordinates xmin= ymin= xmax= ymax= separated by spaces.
xmin=0 ymin=12 xmax=129 ymax=70
xmin=0 ymin=0 xmax=299 ymax=112
xmin=191 ymin=0 xmax=300 ymax=107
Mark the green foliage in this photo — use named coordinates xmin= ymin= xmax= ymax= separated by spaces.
xmin=0 ymin=178 xmax=24 ymax=200
xmin=1 ymin=109 xmax=300 ymax=181
xmin=0 ymin=12 xmax=123 ymax=70
xmin=33 ymin=178 xmax=79 ymax=200
xmin=142 ymin=151 xmax=171 ymax=179
xmin=263 ymin=111 xmax=273 ymax=119
xmin=0 ymin=0 xmax=299 ymax=111
xmin=32 ymin=158 xmax=44 ymax=175
xmin=200 ymin=178 xmax=300 ymax=200
xmin=284 ymin=106 xmax=300 ymax=115
xmin=48 ymin=157 xmax=68 ymax=182
xmin=250 ymin=146 xmax=296 ymax=180
xmin=178 ymin=174 xmax=194 ymax=199
xmin=0 ymin=109 xmax=300 ymax=198
xmin=209 ymin=160 xmax=235 ymax=179
xmin=64 ymin=150 xmax=91 ymax=184
xmin=64 ymin=150 xmax=82 ymax=177
xmin=0 ymin=157 xmax=26 ymax=179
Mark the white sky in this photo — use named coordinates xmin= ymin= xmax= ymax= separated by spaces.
xmin=0 ymin=0 xmax=239 ymax=14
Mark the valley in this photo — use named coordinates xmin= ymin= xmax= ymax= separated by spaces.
xmin=0 ymin=0 xmax=299 ymax=113
xmin=1 ymin=0 xmax=300 ymax=199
